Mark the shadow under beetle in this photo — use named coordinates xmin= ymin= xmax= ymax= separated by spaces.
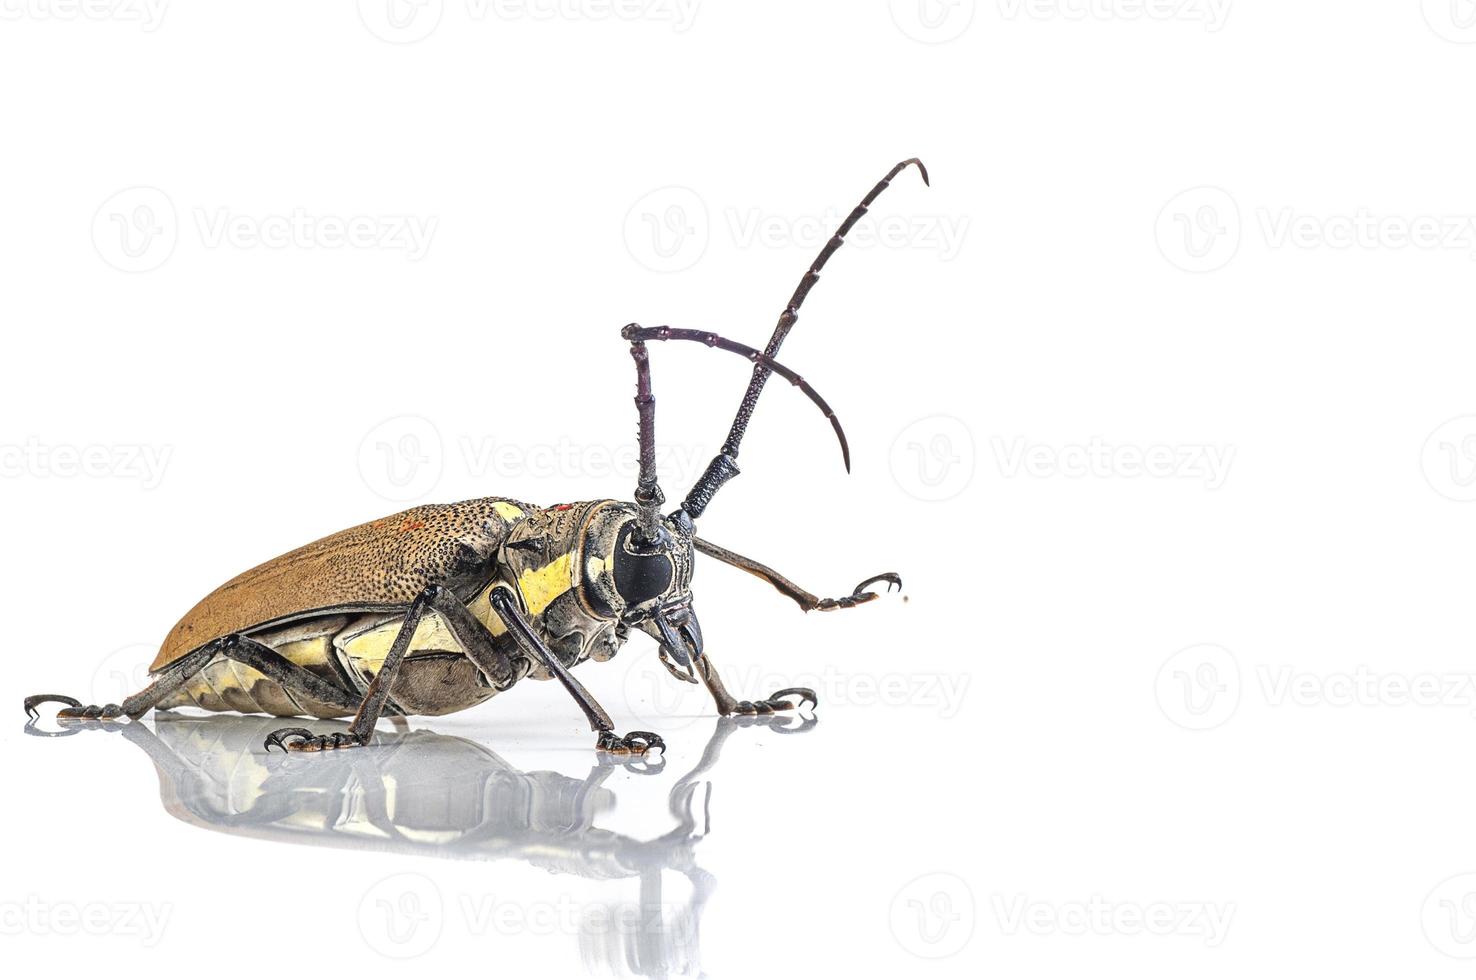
xmin=24 ymin=159 xmax=929 ymax=757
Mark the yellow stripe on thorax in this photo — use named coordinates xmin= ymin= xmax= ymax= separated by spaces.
xmin=518 ymin=552 xmax=574 ymax=616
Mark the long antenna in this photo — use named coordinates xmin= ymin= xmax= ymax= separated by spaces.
xmin=681 ymin=158 xmax=929 ymax=518
xmin=622 ymin=323 xmax=850 ymax=528
xmin=628 ymin=338 xmax=665 ymax=544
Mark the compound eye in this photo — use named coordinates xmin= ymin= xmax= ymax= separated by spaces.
xmin=614 ymin=528 xmax=673 ymax=607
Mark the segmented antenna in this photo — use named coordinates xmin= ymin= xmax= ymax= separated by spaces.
xmin=628 ymin=339 xmax=665 ymax=544
xmin=622 ymin=323 xmax=849 ymax=521
xmin=681 ymin=158 xmax=930 ymax=518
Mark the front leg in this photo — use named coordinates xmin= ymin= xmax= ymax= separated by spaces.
xmin=693 ymin=537 xmax=901 ymax=612
xmin=487 ymin=587 xmax=664 ymax=758
xmin=692 ymin=654 xmax=818 ymax=717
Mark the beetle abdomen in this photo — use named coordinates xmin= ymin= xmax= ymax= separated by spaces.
xmin=154 ymin=608 xmax=522 ymax=720
xmin=156 ymin=617 xmax=356 ymax=718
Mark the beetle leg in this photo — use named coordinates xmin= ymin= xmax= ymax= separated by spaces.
xmin=23 ymin=694 xmax=82 ymax=719
xmin=266 ymin=585 xmax=441 ymax=753
xmin=692 ymin=537 xmax=902 ymax=613
xmin=596 ymin=730 xmax=666 ymax=757
xmin=488 ymin=587 xmax=664 ymax=759
xmin=690 ymin=654 xmax=819 ymax=718
xmin=25 ymin=632 xmax=364 ymax=732
xmin=261 ymin=584 xmax=513 ymax=754
xmin=263 ymin=728 xmax=362 ymax=753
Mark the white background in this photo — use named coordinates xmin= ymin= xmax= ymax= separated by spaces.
xmin=5 ymin=2 xmax=1476 ymax=976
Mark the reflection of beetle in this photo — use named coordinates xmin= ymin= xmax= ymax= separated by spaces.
xmin=25 ymin=160 xmax=926 ymax=756
xmin=75 ymin=713 xmax=812 ymax=979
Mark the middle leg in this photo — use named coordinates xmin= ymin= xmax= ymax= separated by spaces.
xmin=264 ymin=584 xmax=511 ymax=752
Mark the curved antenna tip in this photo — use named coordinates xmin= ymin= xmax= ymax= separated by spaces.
xmin=832 ymin=417 xmax=852 ymax=473
xmin=903 ymin=158 xmax=931 ymax=187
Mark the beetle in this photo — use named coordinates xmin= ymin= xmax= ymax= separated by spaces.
xmin=24 ymin=159 xmax=929 ymax=757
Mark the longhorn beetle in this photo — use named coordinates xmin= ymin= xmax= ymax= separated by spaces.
xmin=24 ymin=159 xmax=929 ymax=757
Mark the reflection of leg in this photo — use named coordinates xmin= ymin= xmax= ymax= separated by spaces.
xmin=692 ymin=655 xmax=817 ymax=717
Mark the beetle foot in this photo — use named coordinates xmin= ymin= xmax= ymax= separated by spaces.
xmin=264 ymin=727 xmax=365 ymax=753
xmin=24 ymin=694 xmax=81 ymax=720
xmin=815 ymin=573 xmax=902 ymax=611
xmin=596 ymin=729 xmax=665 ymax=757
xmin=57 ymin=702 xmax=126 ymax=722
xmin=730 ymin=687 xmax=818 ymax=715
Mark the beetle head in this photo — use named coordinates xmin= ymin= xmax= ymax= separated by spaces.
xmin=578 ymin=503 xmax=702 ymax=679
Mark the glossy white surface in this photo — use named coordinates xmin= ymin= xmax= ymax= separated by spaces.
xmin=8 ymin=4 xmax=1476 ymax=977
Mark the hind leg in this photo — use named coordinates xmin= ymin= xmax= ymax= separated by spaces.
xmin=24 ymin=634 xmax=360 ymax=724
